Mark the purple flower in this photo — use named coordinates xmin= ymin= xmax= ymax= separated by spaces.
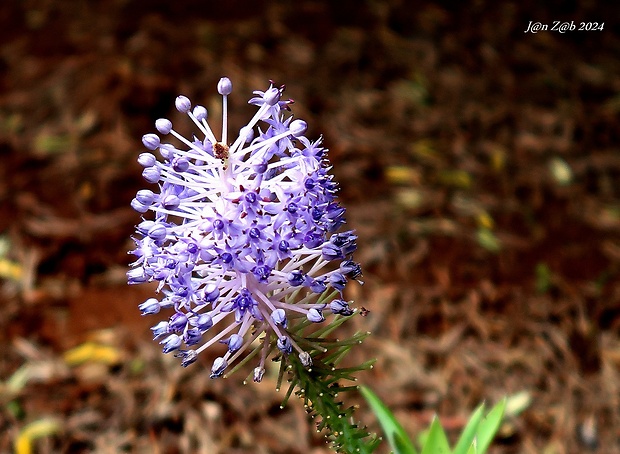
xmin=128 ymin=78 xmax=360 ymax=379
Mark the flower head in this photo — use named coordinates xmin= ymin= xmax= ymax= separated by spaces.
xmin=128 ymin=77 xmax=360 ymax=379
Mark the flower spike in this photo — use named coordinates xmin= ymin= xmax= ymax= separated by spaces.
xmin=128 ymin=78 xmax=360 ymax=378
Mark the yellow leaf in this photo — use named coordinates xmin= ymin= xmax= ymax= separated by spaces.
xmin=410 ymin=139 xmax=442 ymax=165
xmin=549 ymin=157 xmax=573 ymax=185
xmin=15 ymin=418 xmax=62 ymax=454
xmin=0 ymin=258 xmax=22 ymax=281
xmin=476 ymin=211 xmax=495 ymax=230
xmin=63 ymin=342 xmax=121 ymax=366
xmin=385 ymin=166 xmax=420 ymax=185
xmin=437 ymin=169 xmax=472 ymax=189
xmin=490 ymin=147 xmax=506 ymax=171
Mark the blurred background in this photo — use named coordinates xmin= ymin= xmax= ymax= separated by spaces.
xmin=1 ymin=0 xmax=619 ymax=452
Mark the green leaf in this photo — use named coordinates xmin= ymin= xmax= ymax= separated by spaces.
xmin=33 ymin=132 xmax=72 ymax=155
xmin=394 ymin=431 xmax=416 ymax=453
xmin=476 ymin=227 xmax=501 ymax=252
xmin=360 ymin=386 xmax=417 ymax=454
xmin=535 ymin=263 xmax=552 ymax=294
xmin=452 ymin=403 xmax=485 ymax=454
xmin=475 ymin=398 xmax=507 ymax=453
xmin=420 ymin=416 xmax=451 ymax=454
xmin=465 ymin=441 xmax=478 ymax=454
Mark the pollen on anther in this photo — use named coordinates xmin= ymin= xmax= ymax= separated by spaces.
xmin=214 ymin=142 xmax=229 ymax=160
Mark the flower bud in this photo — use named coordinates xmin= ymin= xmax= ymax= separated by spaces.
xmin=142 ymin=134 xmax=160 ymax=150
xmin=131 ymin=198 xmax=149 ymax=213
xmin=142 ymin=166 xmax=161 ymax=184
xmin=340 ymin=260 xmax=362 ymax=279
xmin=210 ymin=357 xmax=228 ymax=378
xmin=253 ymin=367 xmax=265 ymax=382
xmin=288 ymin=270 xmax=305 ymax=286
xmin=127 ymin=268 xmax=147 ymax=284
xmin=136 ymin=220 xmax=155 ymax=235
xmin=192 ymin=105 xmax=207 ymax=120
xmin=299 ymin=352 xmax=313 ymax=368
xmin=271 ymin=308 xmax=288 ymax=328
xmin=307 ymin=308 xmax=324 ymax=323
xmin=172 ymin=157 xmax=189 ymax=173
xmin=202 ymin=284 xmax=220 ymax=303
xmin=147 ymin=224 xmax=167 ymax=241
xmin=308 ymin=278 xmax=327 ymax=294
xmin=180 ymin=350 xmax=198 ymax=367
xmin=138 ymin=152 xmax=157 ymax=167
xmin=329 ymin=299 xmax=353 ymax=316
xmin=253 ymin=160 xmax=268 ymax=174
xmin=239 ymin=125 xmax=254 ymax=143
xmin=162 ymin=194 xmax=180 ymax=210
xmin=150 ymin=321 xmax=169 ymax=339
xmin=329 ymin=272 xmax=347 ymax=291
xmin=159 ymin=143 xmax=174 ymax=160
xmin=168 ymin=312 xmax=188 ymax=331
xmin=184 ymin=329 xmax=202 ymax=346
xmin=139 ymin=298 xmax=160 ymax=315
xmin=136 ymin=189 xmax=155 ymax=206
xmin=289 ymin=119 xmax=307 ymax=137
xmin=277 ymin=336 xmax=292 ymax=354
xmin=155 ymin=118 xmax=172 ymax=135
xmin=217 ymin=77 xmax=232 ymax=95
xmin=175 ymin=95 xmax=191 ymax=113
xmin=160 ymin=334 xmax=182 ymax=353
xmin=221 ymin=334 xmax=243 ymax=352
xmin=194 ymin=313 xmax=213 ymax=330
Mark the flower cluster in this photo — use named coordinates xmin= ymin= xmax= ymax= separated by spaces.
xmin=128 ymin=78 xmax=361 ymax=380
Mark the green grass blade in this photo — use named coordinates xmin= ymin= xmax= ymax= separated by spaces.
xmin=475 ymin=398 xmax=507 ymax=453
xmin=465 ymin=441 xmax=478 ymax=454
xmin=359 ymin=386 xmax=418 ymax=454
xmin=452 ymin=403 xmax=485 ymax=454
xmin=420 ymin=416 xmax=451 ymax=454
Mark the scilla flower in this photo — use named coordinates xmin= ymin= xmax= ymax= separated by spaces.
xmin=128 ymin=77 xmax=360 ymax=380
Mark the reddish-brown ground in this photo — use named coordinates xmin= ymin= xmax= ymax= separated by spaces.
xmin=1 ymin=1 xmax=619 ymax=453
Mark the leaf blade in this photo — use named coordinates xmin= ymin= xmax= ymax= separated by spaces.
xmin=420 ymin=416 xmax=451 ymax=454
xmin=475 ymin=398 xmax=507 ymax=453
xmin=360 ymin=386 xmax=418 ymax=454
xmin=452 ymin=403 xmax=485 ymax=454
